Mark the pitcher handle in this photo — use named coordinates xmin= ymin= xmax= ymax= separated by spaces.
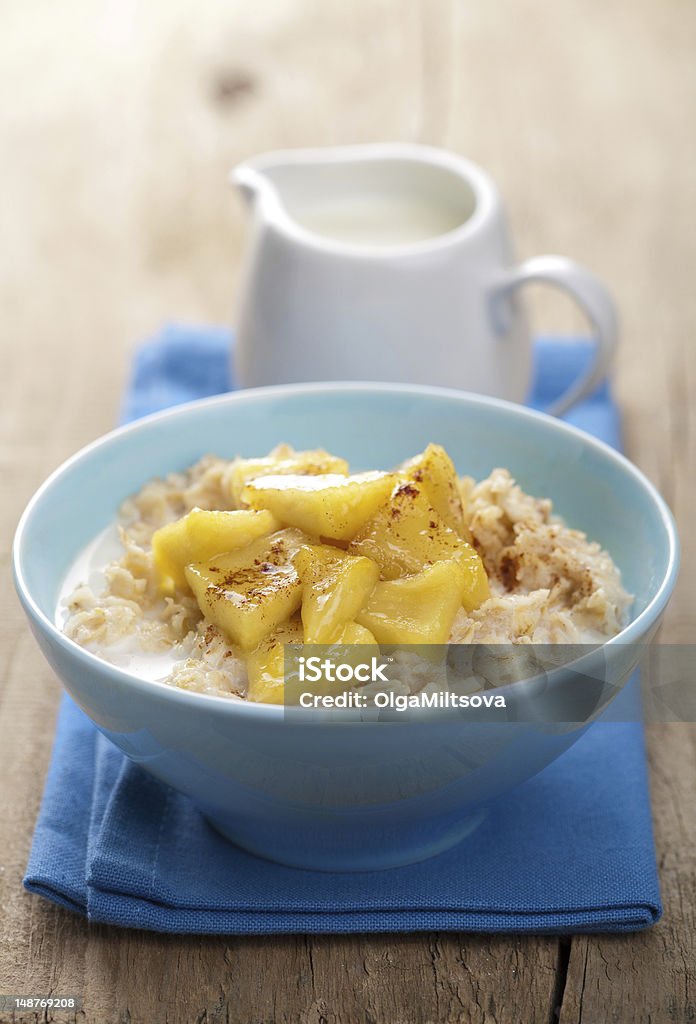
xmin=495 ymin=255 xmax=618 ymax=417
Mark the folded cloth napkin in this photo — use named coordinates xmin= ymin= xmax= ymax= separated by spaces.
xmin=25 ymin=329 xmax=661 ymax=933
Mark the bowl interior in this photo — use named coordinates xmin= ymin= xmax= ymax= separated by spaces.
xmin=17 ymin=385 xmax=674 ymax=632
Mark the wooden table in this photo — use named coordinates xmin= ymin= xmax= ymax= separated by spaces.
xmin=1 ymin=1 xmax=694 ymax=1020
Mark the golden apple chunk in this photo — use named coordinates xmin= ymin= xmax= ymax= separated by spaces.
xmin=230 ymin=448 xmax=349 ymax=506
xmin=334 ymin=621 xmax=378 ymax=645
xmin=294 ymin=544 xmax=379 ymax=643
xmin=356 ymin=560 xmax=468 ymax=645
xmin=400 ymin=443 xmax=466 ymax=534
xmin=152 ymin=507 xmax=277 ymax=593
xmin=242 ymin=471 xmax=396 ymax=541
xmin=349 ymin=480 xmax=489 ymax=609
xmin=246 ymin=616 xmax=304 ymax=704
xmin=184 ymin=528 xmax=306 ymax=651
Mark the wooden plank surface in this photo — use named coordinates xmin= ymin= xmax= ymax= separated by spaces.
xmin=0 ymin=1 xmax=694 ymax=1021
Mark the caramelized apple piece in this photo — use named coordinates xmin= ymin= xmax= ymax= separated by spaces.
xmin=242 ymin=472 xmax=395 ymax=542
xmin=246 ymin=616 xmax=304 ymax=704
xmin=152 ymin=508 xmax=277 ymax=593
xmin=185 ymin=529 xmax=306 ymax=651
xmin=246 ymin=618 xmax=379 ymax=705
xmin=294 ymin=544 xmax=379 ymax=643
xmin=349 ymin=480 xmax=488 ymax=609
xmin=453 ymin=545 xmax=490 ymax=612
xmin=334 ymin=621 xmax=378 ymax=645
xmin=349 ymin=480 xmax=454 ymax=578
xmin=230 ymin=448 xmax=349 ymax=506
xmin=400 ymin=444 xmax=466 ymax=534
xmin=151 ymin=516 xmax=190 ymax=593
xmin=356 ymin=560 xmax=468 ymax=645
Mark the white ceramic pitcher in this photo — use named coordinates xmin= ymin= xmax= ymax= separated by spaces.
xmin=232 ymin=144 xmax=617 ymax=415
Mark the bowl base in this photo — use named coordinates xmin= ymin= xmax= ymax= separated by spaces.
xmin=204 ymin=807 xmax=489 ymax=872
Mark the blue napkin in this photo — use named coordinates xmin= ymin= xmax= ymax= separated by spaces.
xmin=25 ymin=329 xmax=661 ymax=933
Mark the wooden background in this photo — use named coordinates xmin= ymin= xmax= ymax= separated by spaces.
xmin=1 ymin=1 xmax=694 ymax=1021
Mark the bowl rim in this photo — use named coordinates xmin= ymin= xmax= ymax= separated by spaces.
xmin=13 ymin=380 xmax=680 ymax=720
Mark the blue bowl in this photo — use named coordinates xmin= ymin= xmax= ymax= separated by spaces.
xmin=13 ymin=384 xmax=679 ymax=870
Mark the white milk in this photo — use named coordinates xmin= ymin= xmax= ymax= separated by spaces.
xmin=56 ymin=525 xmax=186 ymax=683
xmin=291 ymin=193 xmax=467 ymax=247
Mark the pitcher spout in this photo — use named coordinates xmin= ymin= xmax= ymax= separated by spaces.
xmin=231 ymin=162 xmax=271 ymax=208
xmin=231 ymin=144 xmax=495 ymax=251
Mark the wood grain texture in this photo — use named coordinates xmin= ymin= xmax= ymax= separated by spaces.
xmin=0 ymin=1 xmax=694 ymax=1022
